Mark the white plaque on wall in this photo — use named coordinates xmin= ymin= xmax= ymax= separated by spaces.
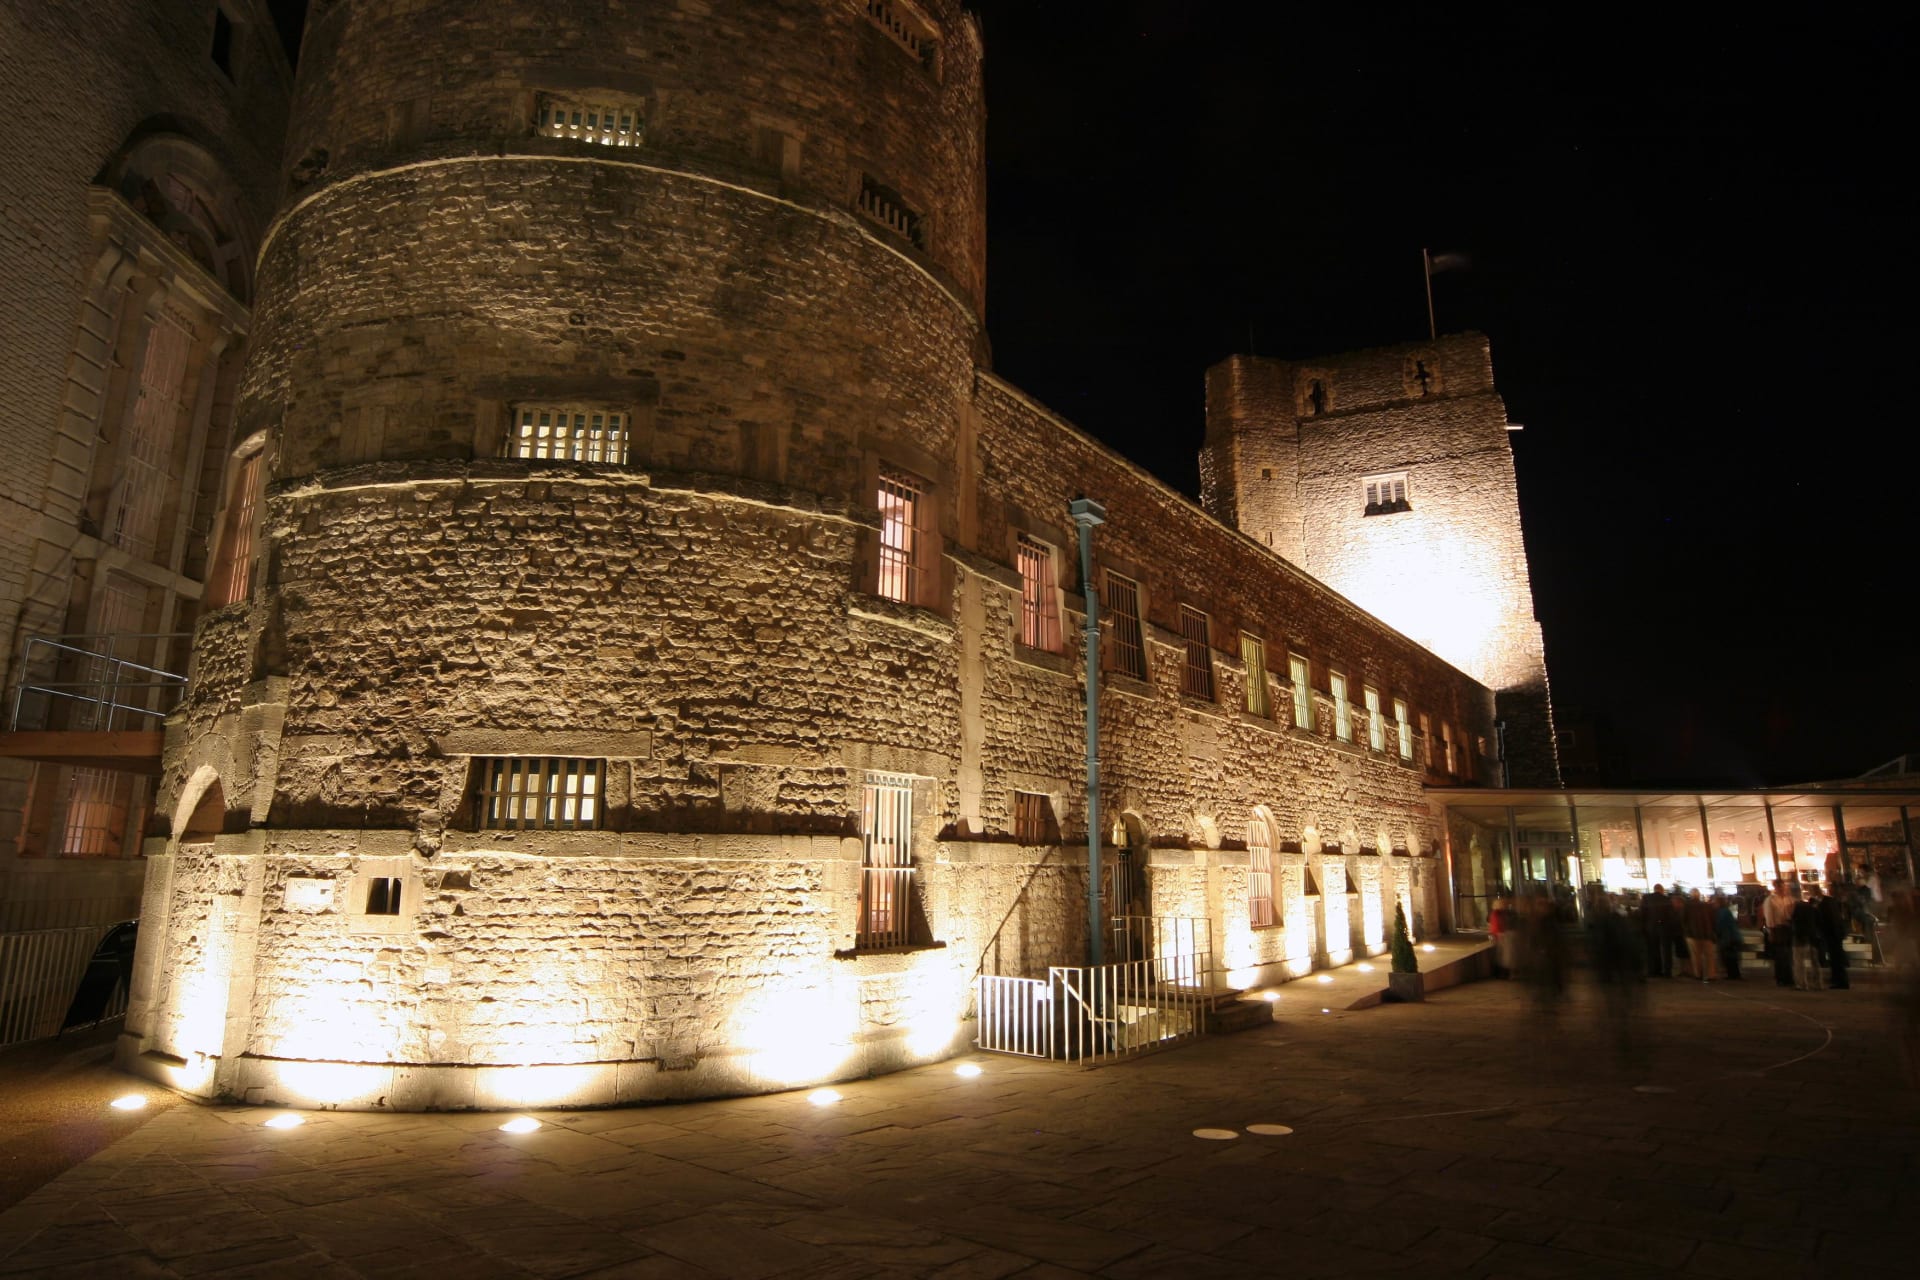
xmin=284 ymin=877 xmax=336 ymax=912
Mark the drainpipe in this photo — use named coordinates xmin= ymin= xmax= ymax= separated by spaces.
xmin=1494 ymin=718 xmax=1510 ymax=788
xmin=1070 ymin=498 xmax=1108 ymax=968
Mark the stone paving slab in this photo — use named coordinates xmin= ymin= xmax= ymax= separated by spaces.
xmin=2 ymin=967 xmax=1916 ymax=1277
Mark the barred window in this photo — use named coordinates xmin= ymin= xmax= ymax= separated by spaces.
xmin=857 ymin=175 xmax=925 ymax=248
xmin=537 ymin=97 xmax=643 ymax=147
xmin=1016 ymin=535 xmax=1062 ymax=653
xmin=1179 ymin=606 xmax=1214 ymax=700
xmin=1395 ymin=697 xmax=1413 ymax=760
xmin=1289 ymin=653 xmax=1312 ymax=731
xmin=110 ymin=309 xmax=193 ymax=560
xmin=859 ymin=773 xmax=916 ymax=948
xmin=1012 ymin=790 xmax=1056 ymax=845
xmin=205 ymin=447 xmax=264 ymax=609
xmin=365 ymin=877 xmax=403 ymax=916
xmin=507 ymin=406 xmax=629 ymax=464
xmin=1331 ymin=671 xmax=1352 ymax=742
xmin=863 ymin=0 xmax=939 ymax=69
xmin=1365 ymin=686 xmax=1385 ymax=752
xmin=471 ymin=757 xmax=603 ymax=831
xmin=1104 ymin=573 xmax=1147 ymax=680
xmin=876 ymin=465 xmax=929 ymax=604
xmin=1241 ymin=633 xmax=1269 ymax=717
xmin=1248 ymin=815 xmax=1275 ymax=928
xmin=1363 ymin=471 xmax=1411 ymax=515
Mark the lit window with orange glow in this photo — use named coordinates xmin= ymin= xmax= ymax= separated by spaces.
xmin=1015 ymin=535 xmax=1062 ymax=652
xmin=1289 ymin=653 xmax=1312 ymax=731
xmin=1330 ymin=670 xmax=1352 ymax=742
xmin=876 ymin=466 xmax=929 ymax=605
xmin=204 ymin=443 xmax=265 ymax=609
xmin=1394 ymin=698 xmax=1413 ymax=760
xmin=1365 ymin=686 xmax=1384 ymax=752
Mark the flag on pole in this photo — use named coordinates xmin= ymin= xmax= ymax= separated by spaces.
xmin=1422 ymin=249 xmax=1470 ymax=338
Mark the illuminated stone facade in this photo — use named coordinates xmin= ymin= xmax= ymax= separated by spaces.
xmin=119 ymin=0 xmax=1548 ymax=1109
xmin=1201 ymin=336 xmax=1559 ymax=785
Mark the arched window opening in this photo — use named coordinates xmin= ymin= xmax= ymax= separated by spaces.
xmin=101 ymin=131 xmax=256 ymax=303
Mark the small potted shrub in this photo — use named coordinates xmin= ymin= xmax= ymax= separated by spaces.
xmin=1386 ymin=902 xmax=1424 ymax=1002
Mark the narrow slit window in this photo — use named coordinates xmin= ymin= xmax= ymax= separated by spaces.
xmin=876 ymin=465 xmax=929 ymax=605
xmin=1105 ymin=573 xmax=1147 ymax=680
xmin=507 ymin=406 xmax=629 ymax=464
xmin=1179 ymin=606 xmax=1214 ymax=700
xmin=472 ymin=757 xmax=604 ymax=830
xmin=1365 ymin=686 xmax=1384 ymax=752
xmin=856 ymin=175 xmax=925 ymax=248
xmin=1331 ymin=671 xmax=1352 ymax=742
xmin=210 ymin=9 xmax=235 ymax=79
xmin=1248 ymin=816 xmax=1275 ymax=928
xmin=1289 ymin=653 xmax=1312 ymax=731
xmin=1241 ymin=633 xmax=1269 ymax=717
xmin=1015 ymin=535 xmax=1062 ymax=653
xmin=1395 ymin=697 xmax=1413 ymax=760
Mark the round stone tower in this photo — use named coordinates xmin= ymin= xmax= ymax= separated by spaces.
xmin=124 ymin=0 xmax=992 ymax=1110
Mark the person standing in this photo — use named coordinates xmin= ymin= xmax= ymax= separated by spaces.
xmin=1764 ymin=879 xmax=1798 ymax=987
xmin=1641 ymin=885 xmax=1675 ymax=978
xmin=1713 ymin=894 xmax=1743 ymax=980
xmin=1791 ymin=890 xmax=1824 ymax=990
xmin=1816 ymin=888 xmax=1851 ymax=990
xmin=1682 ymin=889 xmax=1717 ymax=981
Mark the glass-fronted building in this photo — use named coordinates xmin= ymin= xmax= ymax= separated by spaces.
xmin=1430 ymin=787 xmax=1920 ymax=929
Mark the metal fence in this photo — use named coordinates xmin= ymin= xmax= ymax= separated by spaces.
xmin=975 ymin=916 xmax=1214 ymax=1063
xmin=0 ymin=925 xmax=122 ymax=1047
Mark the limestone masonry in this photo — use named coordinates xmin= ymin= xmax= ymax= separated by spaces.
xmin=3 ymin=1 xmax=1556 ymax=1109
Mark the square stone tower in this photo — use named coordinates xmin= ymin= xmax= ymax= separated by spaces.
xmin=1201 ymin=332 xmax=1558 ymax=785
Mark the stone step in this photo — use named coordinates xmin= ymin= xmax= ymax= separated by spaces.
xmin=1203 ymin=998 xmax=1275 ymax=1035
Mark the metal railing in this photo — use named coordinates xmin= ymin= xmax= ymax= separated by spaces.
xmin=976 ymin=915 xmax=1215 ymax=1063
xmin=857 ymin=866 xmax=917 ymax=949
xmin=0 ymin=925 xmax=122 ymax=1047
xmin=9 ymin=633 xmax=188 ymax=732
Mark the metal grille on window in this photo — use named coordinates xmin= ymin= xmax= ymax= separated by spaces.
xmin=1395 ymin=698 xmax=1414 ymax=759
xmin=1366 ymin=687 xmax=1385 ymax=751
xmin=864 ymin=0 xmax=938 ymax=68
xmin=876 ymin=467 xmax=924 ymax=604
xmin=472 ymin=757 xmax=603 ymax=831
xmin=1248 ymin=818 xmax=1275 ymax=928
xmin=538 ymin=100 xmax=642 ymax=146
xmin=1289 ymin=654 xmax=1312 ymax=730
xmin=1179 ymin=607 xmax=1214 ymax=700
xmin=508 ymin=407 xmax=629 ymax=464
xmin=109 ymin=311 xmax=193 ymax=560
xmin=1016 ymin=536 xmax=1061 ymax=652
xmin=206 ymin=451 xmax=263 ymax=608
xmin=1331 ymin=672 xmax=1352 ymax=741
xmin=857 ymin=176 xmax=925 ymax=248
xmin=1012 ymin=791 xmax=1054 ymax=845
xmin=365 ymin=877 xmax=403 ymax=916
xmin=1364 ymin=472 xmax=1409 ymax=513
xmin=1241 ymin=633 xmax=1269 ymax=717
xmin=859 ymin=774 xmax=915 ymax=948
xmin=55 ymin=767 xmax=138 ymax=858
xmin=1106 ymin=574 xmax=1147 ymax=680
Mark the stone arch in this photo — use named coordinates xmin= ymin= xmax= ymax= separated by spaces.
xmin=1110 ymin=810 xmax=1151 ymax=919
xmin=171 ymin=763 xmax=227 ymax=845
xmin=98 ymin=126 xmax=258 ymax=302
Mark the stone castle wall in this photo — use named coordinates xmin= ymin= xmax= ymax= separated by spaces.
xmin=121 ymin=1 xmax=1521 ymax=1110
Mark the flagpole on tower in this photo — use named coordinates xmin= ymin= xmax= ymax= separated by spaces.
xmin=1422 ymin=247 xmax=1437 ymax=341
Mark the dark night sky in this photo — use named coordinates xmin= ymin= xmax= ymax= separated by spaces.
xmin=267 ymin=3 xmax=1913 ymax=787
xmin=970 ymin=3 xmax=1915 ymax=788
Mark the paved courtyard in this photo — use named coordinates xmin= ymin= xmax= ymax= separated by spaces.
xmin=1 ymin=961 xmax=1914 ymax=1278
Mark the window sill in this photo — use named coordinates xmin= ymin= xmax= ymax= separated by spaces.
xmin=1011 ymin=644 xmax=1076 ymax=678
xmin=1236 ymin=710 xmax=1280 ymax=733
xmin=1104 ymin=673 xmax=1156 ymax=699
xmin=849 ymin=598 xmax=955 ymax=640
xmin=1178 ymin=693 xmax=1223 ymax=717
xmin=1327 ymin=737 xmax=1366 ymax=758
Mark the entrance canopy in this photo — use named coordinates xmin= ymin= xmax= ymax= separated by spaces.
xmin=1427 ymin=786 xmax=1920 ymax=930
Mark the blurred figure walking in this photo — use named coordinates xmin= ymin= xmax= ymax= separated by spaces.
xmin=1713 ymin=894 xmax=1743 ymax=980
xmin=1764 ymin=879 xmax=1798 ymax=988
xmin=1682 ymin=889 xmax=1717 ymax=982
xmin=1815 ymin=888 xmax=1851 ymax=990
xmin=1641 ymin=885 xmax=1676 ymax=979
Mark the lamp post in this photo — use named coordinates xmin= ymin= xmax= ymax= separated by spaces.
xmin=1069 ymin=497 xmax=1108 ymax=968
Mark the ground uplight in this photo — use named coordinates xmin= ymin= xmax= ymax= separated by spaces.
xmin=807 ymin=1087 xmax=842 ymax=1106
xmin=954 ymin=1062 xmax=983 ymax=1078
xmin=262 ymin=1113 xmax=304 ymax=1129
xmin=498 ymin=1116 xmax=541 ymax=1134
xmin=109 ymin=1094 xmax=147 ymax=1111
xmin=1421 ymin=943 xmax=1436 ymax=952
xmin=1316 ymin=974 xmax=1333 ymax=984
xmin=1261 ymin=990 xmax=1280 ymax=1002
xmin=1356 ymin=962 xmax=1375 ymax=973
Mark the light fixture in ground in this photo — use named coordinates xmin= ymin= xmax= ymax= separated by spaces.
xmin=1192 ymin=1128 xmax=1238 ymax=1140
xmin=953 ymin=1062 xmax=982 ymax=1078
xmin=1261 ymin=991 xmax=1280 ymax=1002
xmin=109 ymin=1094 xmax=147 ymax=1112
xmin=1421 ymin=943 xmax=1436 ymax=952
xmin=1246 ymin=1123 xmax=1294 ymax=1136
xmin=262 ymin=1113 xmax=304 ymax=1129
xmin=807 ymin=1087 xmax=842 ymax=1106
xmin=498 ymin=1116 xmax=541 ymax=1134
xmin=1316 ymin=974 xmax=1333 ymax=984
xmin=1320 ymin=1008 xmax=1331 ymax=1014
xmin=1356 ymin=963 xmax=1374 ymax=973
